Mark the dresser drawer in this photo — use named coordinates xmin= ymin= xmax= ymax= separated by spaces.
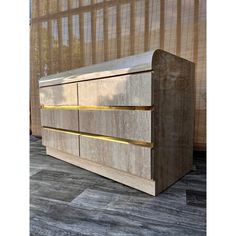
xmin=78 ymin=72 xmax=152 ymax=106
xmin=39 ymin=83 xmax=77 ymax=106
xmin=79 ymin=110 xmax=152 ymax=142
xmin=41 ymin=109 xmax=79 ymax=131
xmin=80 ymin=136 xmax=152 ymax=179
xmin=42 ymin=128 xmax=80 ymax=157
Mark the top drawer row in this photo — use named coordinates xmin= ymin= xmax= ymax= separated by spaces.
xmin=39 ymin=72 xmax=152 ymax=106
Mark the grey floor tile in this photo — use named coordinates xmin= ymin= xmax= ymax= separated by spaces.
xmin=30 ymin=136 xmax=206 ymax=235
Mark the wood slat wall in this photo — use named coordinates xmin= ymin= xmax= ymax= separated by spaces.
xmin=30 ymin=0 xmax=206 ymax=149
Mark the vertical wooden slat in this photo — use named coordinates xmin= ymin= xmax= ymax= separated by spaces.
xmin=144 ymin=0 xmax=149 ymax=51
xmin=176 ymin=0 xmax=181 ymax=56
xmin=116 ymin=1 xmax=121 ymax=58
xmin=30 ymin=22 xmax=34 ymax=134
xmin=37 ymin=0 xmax=42 ymax=76
xmin=160 ymin=0 xmax=165 ymax=49
xmin=91 ymin=0 xmax=96 ymax=64
xmin=79 ymin=0 xmax=85 ymax=66
xmin=57 ymin=0 xmax=62 ymax=71
xmin=68 ymin=0 xmax=73 ymax=69
xmin=103 ymin=0 xmax=108 ymax=61
xmin=30 ymin=1 xmax=42 ymax=136
xmin=194 ymin=0 xmax=199 ymax=63
xmin=194 ymin=0 xmax=200 ymax=148
xmin=47 ymin=0 xmax=52 ymax=74
xmin=130 ymin=0 xmax=135 ymax=55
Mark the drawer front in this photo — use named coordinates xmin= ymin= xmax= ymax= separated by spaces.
xmin=41 ymin=109 xmax=79 ymax=131
xmin=42 ymin=128 xmax=80 ymax=157
xmin=80 ymin=136 xmax=152 ymax=179
xmin=39 ymin=83 xmax=78 ymax=106
xmin=79 ymin=110 xmax=152 ymax=142
xmin=78 ymin=72 xmax=152 ymax=106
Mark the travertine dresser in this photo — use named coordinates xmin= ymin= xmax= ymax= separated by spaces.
xmin=39 ymin=49 xmax=195 ymax=196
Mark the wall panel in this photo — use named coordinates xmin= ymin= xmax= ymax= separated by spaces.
xmin=30 ymin=0 xmax=206 ymax=149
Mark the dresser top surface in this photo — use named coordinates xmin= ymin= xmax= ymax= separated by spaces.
xmin=39 ymin=50 xmax=160 ymax=87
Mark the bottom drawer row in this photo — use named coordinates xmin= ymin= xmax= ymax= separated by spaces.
xmin=42 ymin=128 xmax=152 ymax=179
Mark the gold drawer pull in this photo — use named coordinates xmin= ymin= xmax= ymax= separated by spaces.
xmin=41 ymin=105 xmax=153 ymax=111
xmin=43 ymin=126 xmax=154 ymax=148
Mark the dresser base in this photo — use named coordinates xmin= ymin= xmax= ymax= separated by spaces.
xmin=46 ymin=147 xmax=156 ymax=196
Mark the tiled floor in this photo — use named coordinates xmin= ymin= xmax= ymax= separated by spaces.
xmin=30 ymin=136 xmax=206 ymax=236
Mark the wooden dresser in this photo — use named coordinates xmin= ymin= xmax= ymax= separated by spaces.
xmin=39 ymin=49 xmax=195 ymax=196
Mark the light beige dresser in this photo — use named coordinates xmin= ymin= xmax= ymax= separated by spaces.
xmin=39 ymin=49 xmax=195 ymax=196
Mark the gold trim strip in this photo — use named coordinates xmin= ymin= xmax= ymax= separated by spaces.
xmin=43 ymin=126 xmax=154 ymax=148
xmin=41 ymin=105 xmax=153 ymax=111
